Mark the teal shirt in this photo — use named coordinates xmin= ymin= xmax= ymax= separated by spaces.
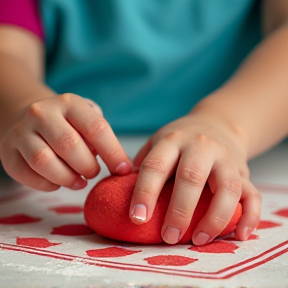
xmin=40 ymin=0 xmax=261 ymax=134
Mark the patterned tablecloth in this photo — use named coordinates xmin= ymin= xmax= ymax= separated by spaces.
xmin=0 ymin=137 xmax=288 ymax=288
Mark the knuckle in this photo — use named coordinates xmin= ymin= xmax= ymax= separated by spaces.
xmin=162 ymin=131 xmax=181 ymax=142
xmin=195 ymin=133 xmax=213 ymax=146
xmin=30 ymin=148 xmax=51 ymax=169
xmin=210 ymin=216 xmax=227 ymax=232
xmin=110 ymin=147 xmax=121 ymax=156
xmin=59 ymin=93 xmax=76 ymax=103
xmin=56 ymin=131 xmax=80 ymax=153
xmin=195 ymin=133 xmax=208 ymax=143
xmin=141 ymin=157 xmax=167 ymax=175
xmin=135 ymin=186 xmax=156 ymax=199
xmin=27 ymin=102 xmax=45 ymax=120
xmin=223 ymin=178 xmax=242 ymax=198
xmin=178 ymin=165 xmax=205 ymax=186
xmin=86 ymin=117 xmax=107 ymax=137
xmin=171 ymin=206 xmax=191 ymax=220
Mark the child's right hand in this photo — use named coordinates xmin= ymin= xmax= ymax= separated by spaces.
xmin=0 ymin=93 xmax=132 ymax=191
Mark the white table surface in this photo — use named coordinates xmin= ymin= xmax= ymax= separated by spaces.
xmin=0 ymin=136 xmax=287 ymax=288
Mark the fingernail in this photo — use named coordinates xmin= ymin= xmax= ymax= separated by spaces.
xmin=242 ymin=227 xmax=254 ymax=241
xmin=131 ymin=204 xmax=147 ymax=224
xmin=116 ymin=162 xmax=131 ymax=175
xmin=72 ymin=176 xmax=87 ymax=190
xmin=194 ymin=232 xmax=210 ymax=246
xmin=163 ymin=226 xmax=180 ymax=244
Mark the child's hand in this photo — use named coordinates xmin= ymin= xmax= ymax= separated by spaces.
xmin=0 ymin=93 xmax=132 ymax=191
xmin=130 ymin=113 xmax=261 ymax=245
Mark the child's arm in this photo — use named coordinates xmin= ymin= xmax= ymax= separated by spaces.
xmin=130 ymin=1 xmax=288 ymax=245
xmin=0 ymin=26 xmax=132 ymax=191
xmin=198 ymin=0 xmax=288 ymax=159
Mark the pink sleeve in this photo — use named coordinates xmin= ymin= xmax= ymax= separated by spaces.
xmin=0 ymin=0 xmax=44 ymax=40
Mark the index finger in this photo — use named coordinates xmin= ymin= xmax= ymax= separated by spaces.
xmin=61 ymin=95 xmax=132 ymax=175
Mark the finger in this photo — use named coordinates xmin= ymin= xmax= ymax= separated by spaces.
xmin=235 ymin=180 xmax=261 ymax=241
xmin=83 ymin=138 xmax=98 ymax=156
xmin=37 ymin=114 xmax=101 ymax=179
xmin=1 ymin=149 xmax=60 ymax=192
xmin=129 ymin=139 xmax=179 ymax=225
xmin=192 ymin=161 xmax=242 ymax=245
xmin=18 ymin=133 xmax=88 ymax=190
xmin=161 ymin=148 xmax=212 ymax=244
xmin=60 ymin=94 xmax=132 ymax=175
xmin=133 ymin=138 xmax=153 ymax=172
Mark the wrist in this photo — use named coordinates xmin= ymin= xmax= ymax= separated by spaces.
xmin=190 ymin=95 xmax=250 ymax=160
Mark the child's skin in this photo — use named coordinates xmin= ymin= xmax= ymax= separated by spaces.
xmin=1 ymin=1 xmax=288 ymax=245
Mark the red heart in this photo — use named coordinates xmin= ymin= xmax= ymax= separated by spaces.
xmin=86 ymin=247 xmax=141 ymax=258
xmin=17 ymin=237 xmax=61 ymax=248
xmin=0 ymin=214 xmax=41 ymax=225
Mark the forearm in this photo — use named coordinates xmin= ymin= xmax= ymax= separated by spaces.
xmin=0 ymin=26 xmax=57 ymax=149
xmin=194 ymin=23 xmax=288 ymax=160
xmin=0 ymin=53 xmax=56 ymax=147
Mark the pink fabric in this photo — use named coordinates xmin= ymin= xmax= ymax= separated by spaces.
xmin=0 ymin=0 xmax=44 ymax=40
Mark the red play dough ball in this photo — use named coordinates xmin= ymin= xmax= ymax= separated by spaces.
xmin=84 ymin=174 xmax=242 ymax=244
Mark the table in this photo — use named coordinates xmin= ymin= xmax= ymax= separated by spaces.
xmin=0 ymin=136 xmax=287 ymax=288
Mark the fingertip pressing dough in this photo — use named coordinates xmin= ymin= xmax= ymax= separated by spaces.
xmin=84 ymin=173 xmax=242 ymax=244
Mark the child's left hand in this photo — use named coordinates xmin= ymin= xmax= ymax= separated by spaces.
xmin=129 ymin=112 xmax=261 ymax=245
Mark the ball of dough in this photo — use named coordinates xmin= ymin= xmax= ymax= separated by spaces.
xmin=84 ymin=173 xmax=242 ymax=244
